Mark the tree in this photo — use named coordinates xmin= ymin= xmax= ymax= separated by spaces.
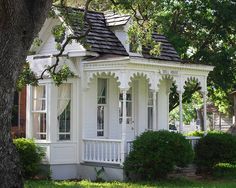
xmin=0 ymin=1 xmax=52 ymax=187
xmin=112 ymin=0 xmax=236 ymax=114
xmin=0 ymin=0 xmax=235 ymax=186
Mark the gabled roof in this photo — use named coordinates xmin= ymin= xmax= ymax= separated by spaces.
xmin=57 ymin=7 xmax=181 ymax=62
xmin=62 ymin=7 xmax=128 ymax=56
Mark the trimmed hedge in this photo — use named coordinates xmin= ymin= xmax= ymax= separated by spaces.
xmin=195 ymin=132 xmax=236 ymax=174
xmin=124 ymin=130 xmax=193 ymax=180
xmin=14 ymin=138 xmax=45 ymax=179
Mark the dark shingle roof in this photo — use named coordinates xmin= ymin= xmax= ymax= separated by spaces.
xmin=142 ymin=33 xmax=180 ymax=61
xmin=58 ymin=7 xmax=180 ymax=62
xmin=63 ymin=7 xmax=128 ymax=56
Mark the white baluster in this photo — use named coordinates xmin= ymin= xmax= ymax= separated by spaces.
xmin=101 ymin=142 xmax=104 ymax=161
xmin=109 ymin=142 xmax=112 ymax=162
xmin=97 ymin=141 xmax=100 ymax=161
xmin=89 ymin=142 xmax=92 ymax=160
xmin=105 ymin=142 xmax=108 ymax=162
xmin=93 ymin=142 xmax=96 ymax=160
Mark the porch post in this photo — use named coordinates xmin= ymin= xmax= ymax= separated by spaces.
xmin=121 ymin=89 xmax=127 ymax=164
xmin=178 ymin=91 xmax=183 ymax=133
xmin=153 ymin=90 xmax=157 ymax=130
xmin=202 ymin=91 xmax=207 ymax=134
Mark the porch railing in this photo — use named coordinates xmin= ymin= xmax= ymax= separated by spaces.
xmin=83 ymin=138 xmax=122 ymax=164
xmin=127 ymin=140 xmax=133 ymax=154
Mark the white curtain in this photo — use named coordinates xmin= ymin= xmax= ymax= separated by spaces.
xmin=57 ymin=84 xmax=71 ymax=116
xmin=34 ymin=86 xmax=44 ymax=111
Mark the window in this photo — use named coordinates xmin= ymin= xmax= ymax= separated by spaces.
xmin=119 ymin=89 xmax=132 ymax=124
xmin=57 ymin=84 xmax=71 ymax=141
xmin=32 ymin=85 xmax=47 ymax=140
xmin=97 ymin=79 xmax=107 ymax=137
xmin=147 ymin=90 xmax=153 ymax=130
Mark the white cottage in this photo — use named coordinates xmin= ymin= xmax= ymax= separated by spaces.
xmin=26 ymin=8 xmax=214 ymax=180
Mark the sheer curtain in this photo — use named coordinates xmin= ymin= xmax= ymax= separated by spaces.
xmin=57 ymin=84 xmax=71 ymax=116
xmin=34 ymin=86 xmax=44 ymax=111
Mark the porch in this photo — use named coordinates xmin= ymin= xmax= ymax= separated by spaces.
xmin=82 ymin=137 xmax=200 ymax=165
xmin=81 ymin=57 xmax=212 ymax=165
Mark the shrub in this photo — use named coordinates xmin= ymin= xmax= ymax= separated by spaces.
xmin=14 ymin=138 xmax=45 ymax=179
xmin=195 ymin=132 xmax=236 ymax=174
xmin=213 ymin=163 xmax=236 ymax=179
xmin=124 ymin=130 xmax=194 ymax=180
xmin=186 ymin=131 xmax=204 ymax=137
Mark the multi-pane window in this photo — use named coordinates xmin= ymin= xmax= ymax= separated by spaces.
xmin=119 ymin=89 xmax=132 ymax=124
xmin=97 ymin=79 xmax=107 ymax=137
xmin=32 ymin=85 xmax=47 ymax=140
xmin=147 ymin=90 xmax=153 ymax=130
xmin=57 ymin=84 xmax=71 ymax=141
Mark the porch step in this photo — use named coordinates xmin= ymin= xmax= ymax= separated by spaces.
xmin=168 ymin=164 xmax=202 ymax=180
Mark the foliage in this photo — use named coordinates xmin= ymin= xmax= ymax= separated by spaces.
xmin=213 ymin=163 xmax=236 ymax=179
xmin=25 ymin=178 xmax=236 ymax=188
xmin=17 ymin=62 xmax=38 ymax=90
xmin=124 ymin=131 xmax=193 ymax=180
xmin=169 ymin=91 xmax=203 ymax=124
xmin=195 ymin=132 xmax=236 ymax=174
xmin=13 ymin=138 xmax=45 ymax=179
xmin=186 ymin=131 xmax=205 ymax=137
xmin=112 ymin=0 xmax=236 ymax=114
xmin=94 ymin=167 xmax=105 ymax=182
xmin=50 ymin=64 xmax=74 ymax=86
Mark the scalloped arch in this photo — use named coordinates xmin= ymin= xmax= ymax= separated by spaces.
xmin=183 ymin=76 xmax=205 ymax=91
xmin=128 ymin=71 xmax=151 ymax=88
xmin=86 ymin=71 xmax=120 ymax=89
xmin=157 ymin=75 xmax=177 ymax=90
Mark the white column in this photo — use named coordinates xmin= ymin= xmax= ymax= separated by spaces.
xmin=121 ymin=89 xmax=127 ymax=164
xmin=202 ymin=91 xmax=207 ymax=134
xmin=26 ymin=85 xmax=32 ymax=139
xmin=178 ymin=91 xmax=183 ymax=133
xmin=153 ymin=90 xmax=157 ymax=130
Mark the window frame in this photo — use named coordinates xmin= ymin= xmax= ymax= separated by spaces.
xmin=147 ymin=89 xmax=153 ymax=130
xmin=97 ymin=78 xmax=108 ymax=137
xmin=57 ymin=83 xmax=72 ymax=141
xmin=119 ymin=88 xmax=133 ymax=125
xmin=31 ymin=85 xmax=47 ymax=140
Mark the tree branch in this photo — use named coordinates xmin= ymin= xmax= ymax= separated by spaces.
xmin=37 ymin=0 xmax=93 ymax=80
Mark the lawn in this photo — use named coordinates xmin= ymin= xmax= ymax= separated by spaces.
xmin=25 ymin=178 xmax=236 ymax=188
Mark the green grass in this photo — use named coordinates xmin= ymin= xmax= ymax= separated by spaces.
xmin=25 ymin=178 xmax=236 ymax=188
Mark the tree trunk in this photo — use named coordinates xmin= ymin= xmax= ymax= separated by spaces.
xmin=0 ymin=1 xmax=52 ymax=187
xmin=196 ymin=109 xmax=204 ymax=131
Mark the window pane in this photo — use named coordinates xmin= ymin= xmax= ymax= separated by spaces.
xmin=148 ymin=107 xmax=153 ymax=130
xmin=127 ymin=93 xmax=132 ymax=101
xmin=57 ymin=83 xmax=71 ymax=141
xmin=148 ymin=94 xmax=153 ymax=106
xmin=97 ymin=79 xmax=107 ymax=104
xmin=33 ymin=113 xmax=46 ymax=140
xmin=126 ymin=102 xmax=132 ymax=117
xmin=33 ymin=85 xmax=46 ymax=111
xmin=33 ymin=99 xmax=46 ymax=111
xmin=97 ymin=106 xmax=104 ymax=136
xmin=58 ymin=100 xmax=71 ymax=140
xmin=59 ymin=134 xmax=70 ymax=140
xmin=97 ymin=131 xmax=104 ymax=137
